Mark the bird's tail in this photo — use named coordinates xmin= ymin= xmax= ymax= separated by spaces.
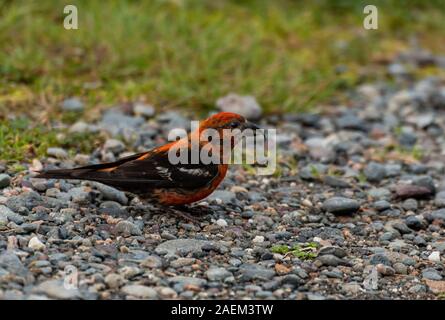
xmin=34 ymin=167 xmax=96 ymax=180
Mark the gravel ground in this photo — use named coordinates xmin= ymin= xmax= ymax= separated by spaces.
xmin=2 ymin=49 xmax=445 ymax=300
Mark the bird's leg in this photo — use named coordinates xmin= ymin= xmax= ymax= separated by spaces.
xmin=178 ymin=204 xmax=212 ymax=216
xmin=167 ymin=207 xmax=200 ymax=224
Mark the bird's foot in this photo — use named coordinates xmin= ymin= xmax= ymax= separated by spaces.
xmin=168 ymin=208 xmax=200 ymax=224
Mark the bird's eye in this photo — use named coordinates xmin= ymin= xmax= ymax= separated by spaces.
xmin=229 ymin=121 xmax=239 ymax=128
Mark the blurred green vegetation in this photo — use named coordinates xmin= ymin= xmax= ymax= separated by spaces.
xmin=0 ymin=0 xmax=445 ymax=161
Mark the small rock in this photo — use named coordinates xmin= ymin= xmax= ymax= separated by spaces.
xmin=395 ymin=184 xmax=433 ymax=199
xmin=47 ymin=147 xmax=68 ymax=159
xmin=316 ymin=254 xmax=350 ymax=267
xmin=342 ymin=282 xmax=362 ymax=295
xmin=322 ymin=197 xmax=360 ymax=215
xmin=114 ymin=221 xmax=142 ymax=236
xmin=373 ymin=200 xmax=391 ymax=211
xmin=93 ymin=182 xmax=128 ymax=205
xmin=34 ymin=280 xmax=80 ymax=299
xmin=155 ymin=239 xmax=214 ymax=256
xmin=239 ymin=264 xmax=275 ymax=281
xmin=318 ymin=246 xmax=347 ymax=258
xmin=133 ymin=103 xmax=155 ymax=118
xmin=121 ymin=285 xmax=157 ymax=299
xmin=376 ymin=264 xmax=395 ymax=276
xmin=364 ymin=162 xmax=386 ymax=182
xmin=0 ymin=174 xmax=11 ymax=188
xmin=207 ymin=190 xmax=236 ymax=203
xmin=206 ymin=267 xmax=232 ymax=281
xmin=105 ymin=273 xmax=125 ymax=289
xmin=61 ymin=97 xmax=84 ymax=112
xmin=428 ymin=251 xmax=441 ymax=263
xmin=405 ymin=215 xmax=426 ymax=230
xmin=252 ymin=236 xmax=265 ymax=244
xmin=103 ymin=139 xmax=126 ymax=154
xmin=216 ymin=93 xmax=262 ymax=120
xmin=216 ymin=219 xmax=228 ymax=228
xmin=422 ymin=268 xmax=442 ymax=281
xmin=140 ymin=255 xmax=163 ymax=269
xmin=28 ymin=237 xmax=45 ymax=251
xmin=402 ymin=198 xmax=418 ymax=211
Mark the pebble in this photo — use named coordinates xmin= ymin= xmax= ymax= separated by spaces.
xmin=322 ymin=197 xmax=360 ymax=215
xmin=206 ymin=267 xmax=232 ymax=281
xmin=252 ymin=236 xmax=265 ymax=244
xmin=61 ymin=97 xmax=84 ymax=112
xmin=103 ymin=139 xmax=126 ymax=154
xmin=133 ymin=103 xmax=155 ymax=118
xmin=216 ymin=93 xmax=262 ymax=120
xmin=121 ymin=285 xmax=157 ymax=299
xmin=28 ymin=237 xmax=45 ymax=251
xmin=34 ymin=280 xmax=80 ymax=299
xmin=364 ymin=162 xmax=386 ymax=182
xmin=316 ymin=254 xmax=350 ymax=267
xmin=47 ymin=147 xmax=68 ymax=159
xmin=0 ymin=174 xmax=11 ymax=188
xmin=216 ymin=219 xmax=228 ymax=228
xmin=114 ymin=221 xmax=142 ymax=236
xmin=428 ymin=251 xmax=441 ymax=263
xmin=105 ymin=273 xmax=125 ymax=289
xmin=422 ymin=268 xmax=442 ymax=281
xmin=155 ymin=239 xmax=214 ymax=256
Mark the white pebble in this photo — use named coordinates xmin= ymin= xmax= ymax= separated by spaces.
xmin=216 ymin=219 xmax=228 ymax=227
xmin=428 ymin=251 xmax=441 ymax=263
xmin=252 ymin=236 xmax=264 ymax=243
xmin=28 ymin=236 xmax=45 ymax=251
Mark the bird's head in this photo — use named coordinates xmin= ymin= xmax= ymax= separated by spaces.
xmin=194 ymin=112 xmax=261 ymax=156
xmin=199 ymin=111 xmax=260 ymax=135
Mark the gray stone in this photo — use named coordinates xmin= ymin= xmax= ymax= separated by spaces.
xmin=0 ymin=251 xmax=29 ymax=278
xmin=155 ymin=239 xmax=214 ymax=256
xmin=133 ymin=103 xmax=155 ymax=118
xmin=68 ymin=187 xmax=91 ymax=205
xmin=422 ymin=268 xmax=442 ymax=280
xmin=405 ymin=215 xmax=426 ymax=230
xmin=207 ymin=190 xmax=236 ymax=203
xmin=114 ymin=220 xmax=142 ymax=236
xmin=318 ymin=246 xmax=347 ymax=258
xmin=322 ymin=197 xmax=360 ymax=215
xmin=33 ymin=280 xmax=80 ymax=299
xmin=435 ymin=191 xmax=445 ymax=207
xmin=104 ymin=273 xmax=125 ymax=289
xmin=121 ymin=285 xmax=157 ymax=299
xmin=93 ymin=182 xmax=128 ymax=205
xmin=100 ymin=109 xmax=145 ymax=137
xmin=364 ymin=162 xmax=386 ymax=182
xmin=61 ymin=97 xmax=84 ymax=112
xmin=336 ymin=114 xmax=366 ymax=131
xmin=316 ymin=254 xmax=351 ymax=267
xmin=47 ymin=147 xmax=68 ymax=159
xmin=239 ymin=264 xmax=275 ymax=281
xmin=369 ymin=253 xmax=391 ymax=266
xmin=0 ymin=174 xmax=11 ymax=188
xmin=373 ymin=200 xmax=391 ymax=211
xmin=402 ymin=198 xmax=418 ymax=211
xmin=206 ymin=267 xmax=232 ymax=281
xmin=103 ymin=139 xmax=126 ymax=154
xmin=216 ymin=93 xmax=262 ymax=120
xmin=168 ymin=276 xmax=207 ymax=287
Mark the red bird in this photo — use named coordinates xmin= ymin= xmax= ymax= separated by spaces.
xmin=36 ymin=112 xmax=259 ymax=207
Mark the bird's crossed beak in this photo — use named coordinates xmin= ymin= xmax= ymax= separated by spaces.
xmin=242 ymin=121 xmax=267 ymax=140
xmin=243 ymin=121 xmax=260 ymax=131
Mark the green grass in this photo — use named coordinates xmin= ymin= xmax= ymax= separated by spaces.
xmin=0 ymin=118 xmax=101 ymax=162
xmin=1 ymin=0 xmax=445 ymax=162
xmin=271 ymin=242 xmax=318 ymax=260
